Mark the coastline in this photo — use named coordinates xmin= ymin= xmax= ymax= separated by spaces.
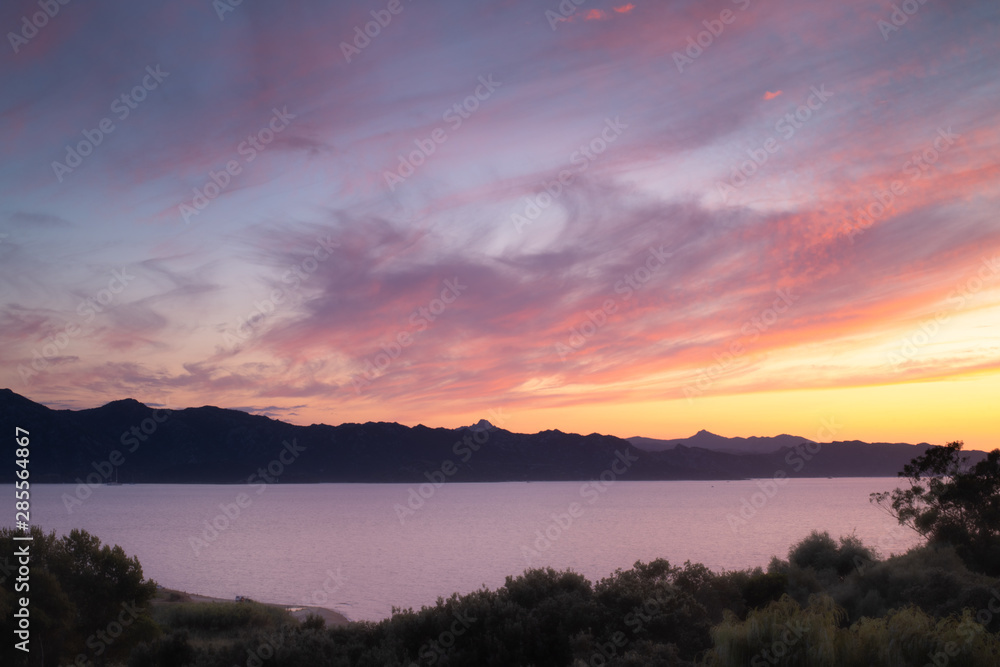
xmin=153 ymin=587 xmax=351 ymax=627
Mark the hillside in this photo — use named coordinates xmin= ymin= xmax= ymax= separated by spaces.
xmin=0 ymin=389 xmax=984 ymax=483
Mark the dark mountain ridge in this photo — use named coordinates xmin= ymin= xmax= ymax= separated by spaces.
xmin=628 ymin=430 xmax=817 ymax=454
xmin=0 ymin=388 xmax=986 ymax=483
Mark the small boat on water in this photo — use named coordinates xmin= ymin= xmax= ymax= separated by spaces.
xmin=105 ymin=468 xmax=122 ymax=486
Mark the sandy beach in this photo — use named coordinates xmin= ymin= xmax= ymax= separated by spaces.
xmin=153 ymin=587 xmax=351 ymax=627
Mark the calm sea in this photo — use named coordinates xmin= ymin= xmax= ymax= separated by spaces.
xmin=21 ymin=479 xmax=919 ymax=621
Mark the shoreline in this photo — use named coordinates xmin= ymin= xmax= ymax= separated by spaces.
xmin=23 ymin=475 xmax=911 ymax=485
xmin=153 ymin=587 xmax=351 ymax=627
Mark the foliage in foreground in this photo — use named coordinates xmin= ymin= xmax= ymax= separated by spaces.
xmin=3 ymin=527 xmax=999 ymax=667
xmin=872 ymin=440 xmax=1000 ymax=576
xmin=0 ymin=527 xmax=160 ymax=666
xmin=706 ymin=594 xmax=1000 ymax=667
xmin=123 ymin=534 xmax=1000 ymax=667
xmin=5 ymin=442 xmax=1000 ymax=665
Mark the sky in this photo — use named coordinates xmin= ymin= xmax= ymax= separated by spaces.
xmin=1 ymin=0 xmax=998 ymax=449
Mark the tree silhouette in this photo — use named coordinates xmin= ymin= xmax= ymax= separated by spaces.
xmin=871 ymin=441 xmax=1000 ymax=575
xmin=0 ymin=527 xmax=158 ymax=667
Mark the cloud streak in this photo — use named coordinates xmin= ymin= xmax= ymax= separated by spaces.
xmin=1 ymin=0 xmax=998 ymax=447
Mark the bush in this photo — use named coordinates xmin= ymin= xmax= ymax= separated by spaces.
xmin=705 ymin=594 xmax=1000 ymax=667
xmin=871 ymin=442 xmax=1000 ymax=576
xmin=740 ymin=571 xmax=788 ymax=612
xmin=152 ymin=600 xmax=291 ymax=633
xmin=127 ymin=630 xmax=196 ymax=667
xmin=834 ymin=543 xmax=1000 ymax=629
xmin=12 ymin=525 xmax=998 ymax=667
xmin=789 ymin=530 xmax=877 ymax=578
xmin=0 ymin=527 xmax=158 ymax=666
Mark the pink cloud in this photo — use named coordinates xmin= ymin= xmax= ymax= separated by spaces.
xmin=763 ymin=90 xmax=783 ymax=100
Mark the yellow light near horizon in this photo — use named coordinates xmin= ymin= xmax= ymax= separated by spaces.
xmin=506 ymin=371 xmax=1000 ymax=451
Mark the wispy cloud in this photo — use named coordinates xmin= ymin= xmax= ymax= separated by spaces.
xmin=1 ymin=0 xmax=998 ymax=446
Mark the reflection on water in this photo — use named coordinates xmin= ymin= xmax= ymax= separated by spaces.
xmin=24 ymin=479 xmax=917 ymax=621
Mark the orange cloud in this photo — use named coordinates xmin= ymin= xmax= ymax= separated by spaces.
xmin=763 ymin=90 xmax=783 ymax=100
xmin=613 ymin=3 xmax=636 ymax=13
xmin=585 ymin=9 xmax=607 ymax=20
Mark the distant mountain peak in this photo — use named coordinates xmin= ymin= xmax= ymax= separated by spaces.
xmin=688 ymin=430 xmax=729 ymax=443
xmin=0 ymin=388 xmax=985 ymax=484
xmin=629 ymin=431 xmax=814 ymax=454
xmin=101 ymin=398 xmax=148 ymax=409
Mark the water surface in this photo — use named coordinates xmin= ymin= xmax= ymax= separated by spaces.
xmin=24 ymin=479 xmax=919 ymax=621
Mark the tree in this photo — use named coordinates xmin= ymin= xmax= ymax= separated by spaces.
xmin=0 ymin=527 xmax=159 ymax=666
xmin=871 ymin=441 xmax=1000 ymax=575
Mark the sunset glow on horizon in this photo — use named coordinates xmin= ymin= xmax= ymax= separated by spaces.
xmin=2 ymin=0 xmax=998 ymax=450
